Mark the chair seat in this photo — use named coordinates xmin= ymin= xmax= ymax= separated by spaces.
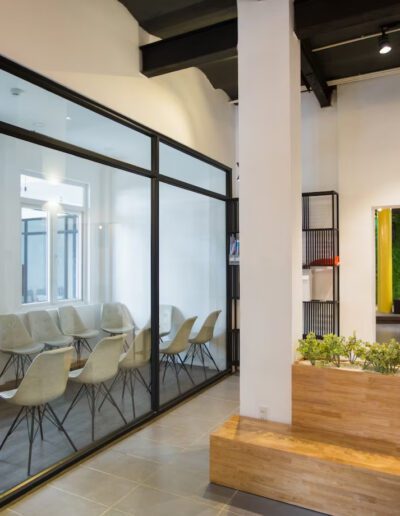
xmin=119 ymin=353 xmax=148 ymax=369
xmin=102 ymin=326 xmax=134 ymax=335
xmin=43 ymin=336 xmax=74 ymax=348
xmin=0 ymin=388 xmax=18 ymax=401
xmin=1 ymin=343 xmax=44 ymax=355
xmin=71 ymin=329 xmax=99 ymax=339
xmin=68 ymin=368 xmax=84 ymax=381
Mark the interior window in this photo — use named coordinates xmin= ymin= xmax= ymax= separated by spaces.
xmin=20 ymin=175 xmax=85 ymax=305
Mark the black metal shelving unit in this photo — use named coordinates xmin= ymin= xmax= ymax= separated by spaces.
xmin=302 ymin=191 xmax=339 ymax=338
xmin=228 ymin=198 xmax=240 ymax=369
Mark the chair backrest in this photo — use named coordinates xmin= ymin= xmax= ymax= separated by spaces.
xmin=27 ymin=310 xmax=62 ymax=342
xmin=77 ymin=335 xmax=125 ymax=384
xmin=193 ymin=310 xmax=222 ymax=344
xmin=121 ymin=328 xmax=151 ymax=368
xmin=165 ymin=317 xmax=197 ymax=354
xmin=159 ymin=304 xmax=173 ymax=335
xmin=13 ymin=347 xmax=74 ymax=406
xmin=0 ymin=314 xmax=33 ymax=351
xmin=58 ymin=306 xmax=86 ymax=335
xmin=102 ymin=303 xmax=134 ymax=330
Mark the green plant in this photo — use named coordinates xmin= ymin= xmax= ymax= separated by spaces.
xmin=343 ymin=332 xmax=365 ymax=364
xmin=363 ymin=339 xmax=400 ymax=374
xmin=322 ymin=334 xmax=345 ymax=367
xmin=297 ymin=333 xmax=324 ymax=366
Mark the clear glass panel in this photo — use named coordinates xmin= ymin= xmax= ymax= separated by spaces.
xmin=21 ymin=174 xmax=85 ymax=207
xmin=0 ymin=69 xmax=151 ymax=170
xmin=159 ymin=142 xmax=226 ymax=195
xmin=56 ymin=213 xmax=81 ymax=301
xmin=159 ymin=183 xmax=227 ymax=404
xmin=21 ymin=207 xmax=48 ymax=304
xmin=0 ymin=134 xmax=152 ymax=493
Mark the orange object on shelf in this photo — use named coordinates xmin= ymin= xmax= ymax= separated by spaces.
xmin=310 ymin=256 xmax=340 ymax=267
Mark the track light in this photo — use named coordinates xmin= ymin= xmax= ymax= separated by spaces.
xmin=379 ymin=30 xmax=392 ymax=54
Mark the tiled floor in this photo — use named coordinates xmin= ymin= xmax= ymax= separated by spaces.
xmin=2 ymin=374 xmax=323 ymax=516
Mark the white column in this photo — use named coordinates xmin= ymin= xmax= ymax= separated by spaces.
xmin=238 ymin=0 xmax=302 ymax=423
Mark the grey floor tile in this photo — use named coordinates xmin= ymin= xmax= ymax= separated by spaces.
xmin=225 ymin=491 xmax=326 ymax=516
xmin=84 ymin=449 xmax=159 ymax=482
xmin=51 ymin=465 xmax=137 ymax=506
xmin=114 ymin=484 xmax=221 ymax=516
xmin=143 ymin=464 xmax=235 ymax=508
xmin=6 ymin=485 xmax=107 ymax=516
xmin=111 ymin=434 xmax=184 ymax=464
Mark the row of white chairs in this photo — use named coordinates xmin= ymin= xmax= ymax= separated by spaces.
xmin=0 ymin=303 xmax=172 ymax=381
xmin=0 ymin=329 xmax=151 ymax=476
xmin=0 ymin=310 xmax=222 ymax=476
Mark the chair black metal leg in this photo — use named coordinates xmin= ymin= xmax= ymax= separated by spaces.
xmin=128 ymin=371 xmax=136 ymax=419
xmin=162 ymin=355 xmax=170 ymax=383
xmin=45 ymin=403 xmax=77 ymax=452
xmin=90 ymin=386 xmax=95 ymax=441
xmin=177 ymin=354 xmax=195 ymax=385
xmin=202 ymin=345 xmax=220 ymax=371
xmin=82 ymin=339 xmax=92 ymax=353
xmin=183 ymin=344 xmax=193 ymax=364
xmin=0 ymin=406 xmax=25 ymax=451
xmin=121 ymin=370 xmax=128 ymax=401
xmin=98 ymin=372 xmax=121 ymax=411
xmin=38 ymin=406 xmax=44 ymax=440
xmin=62 ymin=385 xmax=84 ymax=424
xmin=27 ymin=407 xmax=36 ymax=476
xmin=101 ymin=383 xmax=127 ymax=425
xmin=170 ymin=355 xmax=181 ymax=394
xmin=198 ymin=346 xmax=207 ymax=379
xmin=0 ymin=355 xmax=13 ymax=378
xmin=136 ymin=369 xmax=151 ymax=395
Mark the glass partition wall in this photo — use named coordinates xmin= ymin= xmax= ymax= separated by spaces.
xmin=0 ymin=55 xmax=231 ymax=502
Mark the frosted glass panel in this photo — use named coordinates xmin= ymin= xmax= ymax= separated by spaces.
xmin=160 ymin=142 xmax=226 ymax=195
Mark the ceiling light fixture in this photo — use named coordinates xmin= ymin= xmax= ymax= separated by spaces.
xmin=379 ymin=29 xmax=392 ymax=54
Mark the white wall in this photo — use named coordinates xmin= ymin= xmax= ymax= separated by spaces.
xmin=0 ymin=0 xmax=234 ymax=168
xmin=302 ymin=91 xmax=338 ymax=193
xmin=301 ymin=73 xmax=400 ymax=342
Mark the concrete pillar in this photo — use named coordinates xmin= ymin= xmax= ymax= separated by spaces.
xmin=238 ymin=0 xmax=302 ymax=423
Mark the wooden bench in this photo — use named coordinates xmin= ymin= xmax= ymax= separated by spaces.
xmin=210 ymin=415 xmax=400 ymax=516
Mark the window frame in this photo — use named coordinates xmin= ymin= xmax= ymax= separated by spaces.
xmin=20 ymin=174 xmax=87 ymax=308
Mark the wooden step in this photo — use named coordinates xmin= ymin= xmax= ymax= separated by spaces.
xmin=210 ymin=415 xmax=400 ymax=516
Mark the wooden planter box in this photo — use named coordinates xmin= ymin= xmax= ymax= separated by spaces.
xmin=292 ymin=361 xmax=400 ymax=448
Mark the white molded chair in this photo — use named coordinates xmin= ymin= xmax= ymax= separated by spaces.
xmin=185 ymin=310 xmax=222 ymax=377
xmin=159 ymin=305 xmax=173 ymax=340
xmin=99 ymin=328 xmax=151 ymax=419
xmin=160 ymin=317 xmax=197 ymax=393
xmin=58 ymin=306 xmax=99 ymax=360
xmin=27 ymin=310 xmax=74 ymax=349
xmin=62 ymin=335 xmax=127 ymax=441
xmin=101 ymin=303 xmax=135 ymax=336
xmin=0 ymin=314 xmax=44 ymax=381
xmin=0 ymin=347 xmax=76 ymax=475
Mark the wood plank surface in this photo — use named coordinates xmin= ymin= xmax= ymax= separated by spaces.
xmin=210 ymin=416 xmax=400 ymax=516
xmin=292 ymin=362 xmax=400 ymax=448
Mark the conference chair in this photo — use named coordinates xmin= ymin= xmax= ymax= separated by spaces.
xmin=0 ymin=347 xmax=76 ymax=475
xmin=160 ymin=317 xmax=197 ymax=394
xmin=61 ymin=335 xmax=127 ymax=441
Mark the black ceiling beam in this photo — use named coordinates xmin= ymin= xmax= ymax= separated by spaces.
xmin=140 ymin=19 xmax=237 ymax=78
xmin=301 ymin=41 xmax=334 ymax=107
xmin=295 ymin=0 xmax=400 ymax=40
xmin=140 ymin=0 xmax=237 ymax=39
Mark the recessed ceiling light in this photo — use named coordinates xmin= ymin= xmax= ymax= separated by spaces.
xmin=379 ymin=30 xmax=392 ymax=54
xmin=66 ymin=116 xmax=71 ymax=121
